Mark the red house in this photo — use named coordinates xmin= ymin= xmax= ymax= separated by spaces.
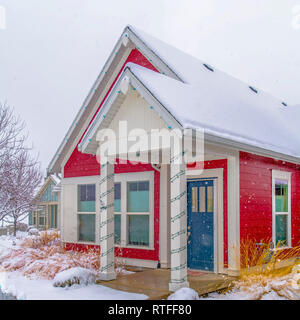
xmin=47 ymin=25 xmax=300 ymax=291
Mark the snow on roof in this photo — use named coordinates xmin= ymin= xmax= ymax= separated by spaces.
xmin=129 ymin=26 xmax=286 ymax=106
xmin=128 ymin=63 xmax=300 ymax=159
xmin=50 ymin=174 xmax=61 ymax=185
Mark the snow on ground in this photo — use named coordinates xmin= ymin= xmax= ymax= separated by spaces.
xmin=168 ymin=287 xmax=200 ymax=300
xmin=201 ymin=275 xmax=300 ymax=300
xmin=0 ymin=232 xmax=147 ymax=300
xmin=0 ymin=271 xmax=147 ymax=300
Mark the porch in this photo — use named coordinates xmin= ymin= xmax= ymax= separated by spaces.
xmin=77 ymin=71 xmax=242 ymax=291
xmin=96 ymin=268 xmax=236 ymax=300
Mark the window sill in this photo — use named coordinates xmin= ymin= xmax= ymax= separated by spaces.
xmin=77 ymin=240 xmax=96 ymax=245
xmin=115 ymin=244 xmax=155 ymax=251
xmin=270 ymin=246 xmax=292 ymax=252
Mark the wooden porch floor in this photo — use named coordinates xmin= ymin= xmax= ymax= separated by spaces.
xmin=96 ymin=268 xmax=236 ymax=300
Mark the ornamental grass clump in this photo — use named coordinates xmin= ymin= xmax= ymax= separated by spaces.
xmin=228 ymin=237 xmax=300 ymax=299
xmin=0 ymin=230 xmax=100 ymax=279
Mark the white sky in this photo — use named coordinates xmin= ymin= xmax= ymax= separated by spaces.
xmin=1 ymin=0 xmax=300 ymax=174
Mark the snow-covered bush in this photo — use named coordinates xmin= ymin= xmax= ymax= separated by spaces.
xmin=27 ymin=228 xmax=40 ymax=236
xmin=168 ymin=287 xmax=200 ymax=300
xmin=1 ymin=230 xmax=100 ymax=280
xmin=53 ymin=267 xmax=96 ymax=287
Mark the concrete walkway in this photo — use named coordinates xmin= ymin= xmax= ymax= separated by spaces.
xmin=97 ymin=269 xmax=236 ymax=300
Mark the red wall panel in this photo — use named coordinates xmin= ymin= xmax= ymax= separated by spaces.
xmin=187 ymin=159 xmax=228 ymax=268
xmin=240 ymin=151 xmax=300 ymax=247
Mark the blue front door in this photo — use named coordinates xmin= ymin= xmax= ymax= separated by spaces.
xmin=187 ymin=180 xmax=214 ymax=271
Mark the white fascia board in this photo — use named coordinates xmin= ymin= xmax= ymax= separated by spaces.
xmin=78 ymin=70 xmax=129 ymax=153
xmin=204 ymin=132 xmax=300 ymax=165
xmin=79 ymin=67 xmax=183 ymax=154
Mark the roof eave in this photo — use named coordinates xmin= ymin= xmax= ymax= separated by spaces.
xmin=204 ymin=132 xmax=300 ymax=165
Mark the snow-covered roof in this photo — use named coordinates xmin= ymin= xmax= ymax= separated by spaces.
xmin=50 ymin=174 xmax=61 ymax=185
xmin=129 ymin=26 xmax=289 ymax=105
xmin=48 ymin=25 xmax=300 ymax=172
xmin=128 ymin=63 xmax=300 ymax=159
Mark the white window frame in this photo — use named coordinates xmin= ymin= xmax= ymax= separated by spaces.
xmin=272 ymin=170 xmax=291 ymax=248
xmin=77 ymin=183 xmax=96 ymax=243
xmin=114 ymin=171 xmax=154 ymax=250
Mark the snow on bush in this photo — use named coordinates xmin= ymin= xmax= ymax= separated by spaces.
xmin=27 ymin=228 xmax=40 ymax=236
xmin=53 ymin=267 xmax=96 ymax=287
xmin=168 ymin=287 xmax=200 ymax=300
xmin=0 ymin=230 xmax=100 ymax=280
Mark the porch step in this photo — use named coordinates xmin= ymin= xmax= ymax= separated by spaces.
xmin=96 ymin=269 xmax=235 ymax=300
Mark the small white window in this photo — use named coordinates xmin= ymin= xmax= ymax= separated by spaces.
xmin=272 ymin=170 xmax=291 ymax=248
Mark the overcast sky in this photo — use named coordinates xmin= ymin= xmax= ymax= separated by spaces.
xmin=1 ymin=0 xmax=300 ymax=174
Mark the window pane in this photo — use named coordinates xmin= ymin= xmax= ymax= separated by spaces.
xmin=78 ymin=214 xmax=95 ymax=242
xmin=207 ymin=186 xmax=214 ymax=212
xmin=86 ymin=184 xmax=96 ymax=201
xmin=191 ymin=187 xmax=198 ymax=212
xmin=78 ymin=184 xmax=95 ymax=212
xmin=114 ymin=214 xmax=121 ymax=244
xmin=275 ymin=180 xmax=288 ymax=212
xmin=199 ymin=186 xmax=205 ymax=212
xmin=39 ymin=216 xmax=45 ymax=225
xmin=114 ymin=183 xmax=121 ymax=212
xmin=128 ymin=215 xmax=149 ymax=246
xmin=127 ymin=181 xmax=149 ymax=212
xmin=276 ymin=214 xmax=288 ymax=246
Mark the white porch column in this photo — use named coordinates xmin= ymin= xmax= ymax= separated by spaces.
xmin=227 ymin=154 xmax=240 ymax=276
xmin=169 ymin=158 xmax=189 ymax=291
xmin=99 ymin=162 xmax=116 ymax=281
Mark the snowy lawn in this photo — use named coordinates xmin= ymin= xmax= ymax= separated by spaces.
xmin=0 ymin=271 xmax=147 ymax=300
xmin=0 ymin=231 xmax=147 ymax=300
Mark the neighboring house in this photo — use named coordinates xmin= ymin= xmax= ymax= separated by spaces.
xmin=47 ymin=25 xmax=300 ymax=291
xmin=28 ymin=174 xmax=61 ymax=230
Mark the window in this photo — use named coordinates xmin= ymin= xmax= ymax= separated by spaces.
xmin=78 ymin=214 xmax=95 ymax=242
xmin=39 ymin=208 xmax=46 ymax=226
xmin=78 ymin=184 xmax=95 ymax=212
xmin=39 ymin=215 xmax=45 ymax=226
xmin=114 ymin=183 xmax=121 ymax=244
xmin=272 ymin=170 xmax=291 ymax=247
xmin=50 ymin=205 xmax=57 ymax=228
xmin=77 ymin=184 xmax=96 ymax=243
xmin=113 ymin=172 xmax=154 ymax=249
xmin=127 ymin=181 xmax=150 ymax=246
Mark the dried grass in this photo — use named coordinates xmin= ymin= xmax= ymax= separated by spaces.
xmin=1 ymin=230 xmax=100 ymax=279
xmin=238 ymin=237 xmax=300 ymax=279
xmin=228 ymin=238 xmax=300 ymax=299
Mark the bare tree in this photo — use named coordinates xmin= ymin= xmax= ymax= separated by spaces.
xmin=2 ymin=150 xmax=42 ymax=235
xmin=0 ymin=102 xmax=42 ymax=231
xmin=0 ymin=102 xmax=28 ymax=220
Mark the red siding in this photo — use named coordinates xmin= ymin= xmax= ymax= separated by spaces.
xmin=187 ymin=159 xmax=228 ymax=268
xmin=64 ymin=49 xmax=158 ymax=178
xmin=240 ymin=151 xmax=300 ymax=246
